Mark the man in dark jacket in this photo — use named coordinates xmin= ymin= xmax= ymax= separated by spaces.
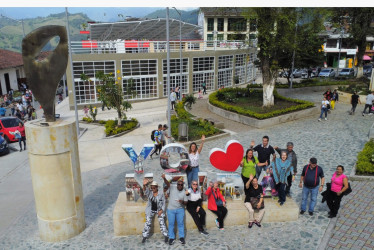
xmin=299 ymin=157 xmax=325 ymax=216
xmin=274 ymin=142 xmax=297 ymax=197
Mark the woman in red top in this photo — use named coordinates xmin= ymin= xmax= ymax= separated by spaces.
xmin=17 ymin=122 xmax=26 ymax=152
xmin=326 ymin=165 xmax=348 ymax=218
xmin=205 ymin=180 xmax=227 ymax=230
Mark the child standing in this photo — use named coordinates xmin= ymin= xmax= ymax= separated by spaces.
xmin=83 ymin=105 xmax=89 ymax=117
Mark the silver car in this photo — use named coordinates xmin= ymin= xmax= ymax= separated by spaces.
xmin=319 ymin=68 xmax=335 ymax=77
xmin=339 ymin=68 xmax=355 ymax=76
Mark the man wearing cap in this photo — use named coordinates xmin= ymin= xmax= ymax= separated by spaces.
xmin=274 ymin=142 xmax=297 ymax=197
xmin=299 ymin=158 xmax=325 ymax=216
xmin=162 ymin=174 xmax=188 ymax=245
xmin=141 ymin=179 xmax=168 ymax=244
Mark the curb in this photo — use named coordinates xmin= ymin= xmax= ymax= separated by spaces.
xmin=349 ymin=164 xmax=374 ymax=182
xmin=178 ymin=131 xmax=230 ymax=147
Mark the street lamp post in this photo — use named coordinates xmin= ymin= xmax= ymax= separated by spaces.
xmin=173 ymin=7 xmax=183 ymax=101
xmin=65 ymin=8 xmax=80 ymax=137
xmin=166 ymin=8 xmax=171 ymax=137
xmin=336 ymin=29 xmax=344 ymax=78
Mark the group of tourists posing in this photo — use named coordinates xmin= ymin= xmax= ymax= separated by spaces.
xmin=140 ymin=135 xmax=349 ymax=245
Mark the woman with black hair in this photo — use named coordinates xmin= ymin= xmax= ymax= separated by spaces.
xmin=240 ymin=149 xmax=267 ymax=188
xmin=326 ymin=165 xmax=349 ymax=218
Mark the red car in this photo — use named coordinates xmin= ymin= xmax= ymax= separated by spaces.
xmin=0 ymin=117 xmax=24 ymax=143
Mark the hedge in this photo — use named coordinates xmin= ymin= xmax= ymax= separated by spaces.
xmin=171 ymin=101 xmax=221 ymax=141
xmin=104 ymin=118 xmax=138 ymax=136
xmin=248 ymin=78 xmax=368 ymax=89
xmin=356 ymin=139 xmax=374 ymax=175
xmin=209 ymin=88 xmax=314 ymax=120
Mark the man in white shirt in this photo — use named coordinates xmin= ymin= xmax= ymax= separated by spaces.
xmin=170 ymin=89 xmax=177 ymax=110
xmin=318 ymin=97 xmax=329 ymax=121
xmin=362 ymin=91 xmax=374 ymax=116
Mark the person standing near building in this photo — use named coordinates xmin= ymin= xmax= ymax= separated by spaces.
xmin=362 ymin=91 xmax=374 ymax=116
xmin=175 ymin=86 xmax=180 ymax=101
xmin=299 ymin=157 xmax=325 ymax=216
xmin=350 ymin=91 xmax=361 ymax=115
xmin=170 ymin=89 xmax=177 ymax=110
xmin=162 ymin=174 xmax=188 ymax=245
xmin=141 ymin=179 xmax=168 ymax=244
xmin=274 ymin=142 xmax=297 ymax=197
xmin=202 ymin=81 xmax=207 ymax=95
xmin=250 ymin=136 xmax=275 ymax=178
xmin=0 ymin=104 xmax=6 ymax=117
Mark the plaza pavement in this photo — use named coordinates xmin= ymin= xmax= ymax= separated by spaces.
xmin=0 ymin=86 xmax=374 ymax=249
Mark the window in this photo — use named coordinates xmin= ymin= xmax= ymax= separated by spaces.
xmin=217 ymin=34 xmax=224 ymax=41
xmin=227 ymin=34 xmax=246 ymax=41
xmin=326 ymin=39 xmax=337 ymax=48
xmin=207 ymin=34 xmax=213 ymax=41
xmin=228 ymin=18 xmax=246 ymax=31
xmin=207 ymin=18 xmax=214 ymax=31
xmin=249 ymin=18 xmax=257 ymax=32
xmin=122 ymin=60 xmax=158 ymax=100
xmin=162 ymin=58 xmax=189 ymax=96
xmin=72 ymin=61 xmax=116 ymax=104
xmin=217 ymin=18 xmax=224 ymax=31
xmin=218 ymin=55 xmax=234 ymax=88
xmin=193 ymin=57 xmax=215 ymax=92
xmin=235 ymin=54 xmax=246 ymax=84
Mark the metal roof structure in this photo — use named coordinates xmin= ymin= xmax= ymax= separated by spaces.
xmin=89 ymin=18 xmax=202 ymax=41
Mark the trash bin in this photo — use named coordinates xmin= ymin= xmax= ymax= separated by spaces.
xmin=178 ymin=122 xmax=188 ymax=141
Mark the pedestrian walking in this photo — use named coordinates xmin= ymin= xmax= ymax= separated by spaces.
xmin=161 ymin=124 xmax=170 ymax=146
xmin=170 ymin=89 xmax=176 ymax=110
xmin=175 ymin=86 xmax=180 ymax=101
xmin=350 ymin=92 xmax=361 ymax=115
xmin=362 ymin=91 xmax=374 ymax=116
xmin=299 ymin=157 xmax=325 ymax=216
xmin=330 ymin=89 xmax=339 ymax=110
xmin=325 ymin=165 xmax=349 ymax=218
xmin=150 ymin=124 xmax=163 ymax=159
xmin=318 ymin=96 xmax=329 ymax=121
xmin=141 ymin=179 xmax=168 ymax=244
xmin=0 ymin=104 xmax=6 ymax=117
xmin=162 ymin=174 xmax=188 ymax=245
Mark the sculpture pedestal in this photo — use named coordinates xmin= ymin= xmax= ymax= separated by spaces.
xmin=113 ymin=192 xmax=299 ymax=236
xmin=25 ymin=119 xmax=85 ymax=242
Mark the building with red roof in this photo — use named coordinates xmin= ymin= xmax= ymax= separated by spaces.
xmin=0 ymin=49 xmax=25 ymax=95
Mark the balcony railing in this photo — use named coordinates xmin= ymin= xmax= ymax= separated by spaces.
xmin=70 ymin=40 xmax=257 ymax=54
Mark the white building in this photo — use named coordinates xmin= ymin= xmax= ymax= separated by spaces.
xmin=0 ymin=49 xmax=24 ymax=95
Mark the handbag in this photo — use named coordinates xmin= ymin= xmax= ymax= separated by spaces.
xmin=250 ymin=196 xmax=264 ymax=209
xmin=342 ymin=182 xmax=352 ymax=196
xmin=212 ymin=189 xmax=223 ymax=207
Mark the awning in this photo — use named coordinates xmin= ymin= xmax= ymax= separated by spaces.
xmin=363 ymin=55 xmax=372 ymax=60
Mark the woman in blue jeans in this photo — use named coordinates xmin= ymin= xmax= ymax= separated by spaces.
xmin=318 ymin=96 xmax=329 ymax=121
xmin=187 ymin=135 xmax=205 ymax=188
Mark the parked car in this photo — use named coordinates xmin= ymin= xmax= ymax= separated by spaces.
xmin=311 ymin=67 xmax=321 ymax=77
xmin=301 ymin=69 xmax=309 ymax=79
xmin=319 ymin=68 xmax=335 ymax=77
xmin=339 ymin=68 xmax=355 ymax=76
xmin=0 ymin=117 xmax=23 ymax=143
xmin=0 ymin=132 xmax=9 ymax=155
xmin=292 ymin=69 xmax=303 ymax=78
xmin=363 ymin=64 xmax=373 ymax=77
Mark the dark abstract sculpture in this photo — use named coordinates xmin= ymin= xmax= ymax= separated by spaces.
xmin=22 ymin=25 xmax=68 ymax=122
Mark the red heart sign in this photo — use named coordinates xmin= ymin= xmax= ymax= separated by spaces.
xmin=209 ymin=140 xmax=244 ymax=172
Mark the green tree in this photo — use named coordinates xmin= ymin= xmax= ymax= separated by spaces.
xmin=81 ymin=72 xmax=133 ymax=126
xmin=331 ymin=8 xmax=374 ymax=78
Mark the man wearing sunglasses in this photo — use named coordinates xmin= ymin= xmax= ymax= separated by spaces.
xmin=162 ymin=174 xmax=188 ymax=245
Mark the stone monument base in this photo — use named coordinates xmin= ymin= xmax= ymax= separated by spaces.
xmin=113 ymin=192 xmax=299 ymax=236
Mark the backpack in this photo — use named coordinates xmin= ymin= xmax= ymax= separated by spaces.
xmin=151 ymin=130 xmax=156 ymax=141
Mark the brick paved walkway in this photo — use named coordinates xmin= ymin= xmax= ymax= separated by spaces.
xmin=326 ymin=181 xmax=374 ymax=250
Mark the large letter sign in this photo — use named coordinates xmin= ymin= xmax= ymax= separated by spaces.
xmin=209 ymin=140 xmax=244 ymax=172
xmin=159 ymin=143 xmax=190 ymax=173
xmin=122 ymin=144 xmax=154 ymax=174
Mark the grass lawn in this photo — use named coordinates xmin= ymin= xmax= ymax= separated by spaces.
xmin=228 ymin=94 xmax=300 ymax=114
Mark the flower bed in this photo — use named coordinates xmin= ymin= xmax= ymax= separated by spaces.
xmin=209 ymin=88 xmax=314 ymax=120
xmin=81 ymin=117 xmax=139 ymax=137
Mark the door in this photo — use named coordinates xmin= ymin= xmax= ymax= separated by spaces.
xmin=4 ymin=73 xmax=11 ymax=93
